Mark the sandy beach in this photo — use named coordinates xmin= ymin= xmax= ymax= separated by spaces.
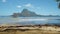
xmin=0 ymin=25 xmax=60 ymax=34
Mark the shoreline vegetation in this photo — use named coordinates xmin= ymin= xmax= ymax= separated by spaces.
xmin=0 ymin=24 xmax=60 ymax=34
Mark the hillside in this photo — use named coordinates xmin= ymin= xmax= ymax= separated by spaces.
xmin=12 ymin=9 xmax=41 ymax=17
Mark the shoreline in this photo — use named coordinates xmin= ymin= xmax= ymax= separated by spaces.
xmin=0 ymin=24 xmax=60 ymax=31
xmin=0 ymin=25 xmax=60 ymax=34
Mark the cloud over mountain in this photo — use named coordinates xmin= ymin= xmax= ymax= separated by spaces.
xmin=2 ymin=0 xmax=6 ymax=2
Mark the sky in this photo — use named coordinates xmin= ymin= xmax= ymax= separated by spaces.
xmin=0 ymin=0 xmax=60 ymax=16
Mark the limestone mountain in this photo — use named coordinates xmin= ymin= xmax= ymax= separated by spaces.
xmin=12 ymin=9 xmax=39 ymax=17
xmin=20 ymin=9 xmax=38 ymax=17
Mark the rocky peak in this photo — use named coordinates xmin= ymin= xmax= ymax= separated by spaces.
xmin=21 ymin=9 xmax=37 ymax=17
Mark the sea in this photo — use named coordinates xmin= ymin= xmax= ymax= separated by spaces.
xmin=0 ymin=16 xmax=60 ymax=25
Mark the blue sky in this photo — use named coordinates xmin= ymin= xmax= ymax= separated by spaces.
xmin=0 ymin=0 xmax=60 ymax=16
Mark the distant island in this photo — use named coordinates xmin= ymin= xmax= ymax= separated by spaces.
xmin=11 ymin=9 xmax=60 ymax=17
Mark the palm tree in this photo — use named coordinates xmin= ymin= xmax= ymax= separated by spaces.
xmin=56 ymin=0 xmax=60 ymax=9
xmin=56 ymin=0 xmax=60 ymax=2
xmin=58 ymin=3 xmax=60 ymax=9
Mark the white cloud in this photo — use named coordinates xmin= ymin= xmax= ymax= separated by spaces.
xmin=2 ymin=0 xmax=6 ymax=2
xmin=17 ymin=5 xmax=22 ymax=8
xmin=24 ymin=3 xmax=32 ymax=7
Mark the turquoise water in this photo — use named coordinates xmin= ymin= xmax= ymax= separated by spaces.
xmin=0 ymin=17 xmax=60 ymax=25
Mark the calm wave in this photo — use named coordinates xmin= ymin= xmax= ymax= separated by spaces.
xmin=0 ymin=17 xmax=60 ymax=25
